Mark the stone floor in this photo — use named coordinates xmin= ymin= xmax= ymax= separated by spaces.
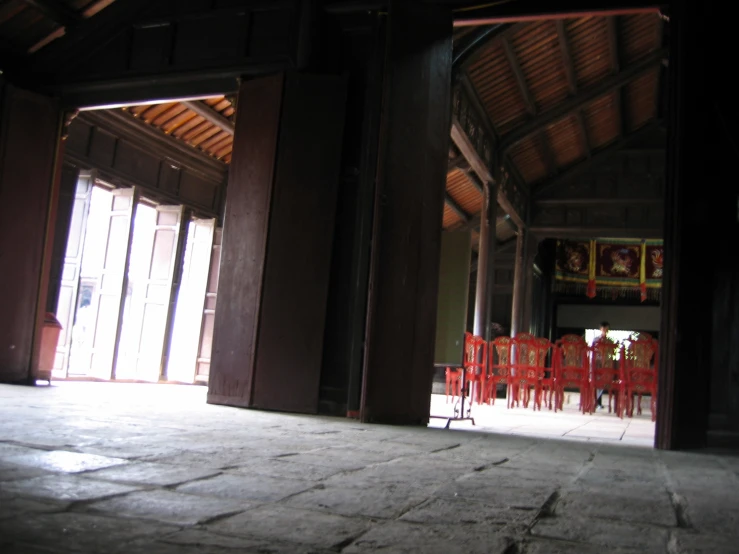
xmin=428 ymin=393 xmax=656 ymax=447
xmin=1 ymin=382 xmax=738 ymax=553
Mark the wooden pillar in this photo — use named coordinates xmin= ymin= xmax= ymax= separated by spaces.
xmin=207 ymin=72 xmax=346 ymax=413
xmin=360 ymin=0 xmax=453 ymax=425
xmin=473 ymin=181 xmax=496 ymax=338
xmin=521 ymin=234 xmax=540 ymax=334
xmin=0 ymin=82 xmax=63 ymax=384
xmin=510 ymin=227 xmax=525 ymax=336
xmin=655 ymin=0 xmax=711 ymax=450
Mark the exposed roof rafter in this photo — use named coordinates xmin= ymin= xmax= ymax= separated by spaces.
xmin=500 ymin=49 xmax=667 ymax=155
xmin=21 ymin=0 xmax=82 ymax=28
xmin=501 ymin=37 xmax=537 ymax=115
xmin=181 ymin=101 xmax=234 ymax=135
xmin=533 ymin=120 xmax=663 ymax=198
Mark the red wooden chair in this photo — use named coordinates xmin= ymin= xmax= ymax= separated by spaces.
xmin=553 ymin=334 xmax=590 ymax=413
xmin=622 ymin=337 xmax=659 ymax=421
xmin=462 ymin=332 xmax=487 ymax=405
xmin=589 ymin=337 xmax=623 ymax=416
xmin=511 ymin=334 xmax=552 ymax=410
xmin=444 ymin=366 xmax=463 ymax=403
xmin=485 ymin=336 xmax=514 ymax=407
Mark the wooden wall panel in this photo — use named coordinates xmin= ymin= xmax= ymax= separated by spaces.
xmin=207 ymin=74 xmax=284 ymax=408
xmin=207 ymin=72 xmax=347 ymax=413
xmin=253 ymin=74 xmax=347 ymax=414
xmin=65 ymin=113 xmax=226 ymax=217
xmin=361 ymin=0 xmax=453 ymax=424
xmin=0 ymin=85 xmax=62 ymax=383
xmin=23 ymin=0 xmax=303 ymax=107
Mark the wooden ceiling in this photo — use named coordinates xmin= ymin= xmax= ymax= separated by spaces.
xmin=444 ymin=11 xmax=665 ymax=240
xmin=123 ymin=97 xmax=236 ymax=163
xmin=0 ymin=0 xmax=116 ymax=54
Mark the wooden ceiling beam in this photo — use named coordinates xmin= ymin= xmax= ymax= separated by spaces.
xmin=445 ymin=193 xmax=471 ymax=223
xmin=555 ymin=20 xmax=577 ymax=95
xmin=21 ymin=0 xmax=82 ymax=28
xmin=447 ymin=154 xmax=469 ymax=173
xmin=181 ymin=101 xmax=234 ymax=135
xmin=500 ymin=49 xmax=667 ymax=155
xmin=453 ymin=23 xmax=511 ymax=69
xmin=533 ymin=120 xmax=662 ymax=198
xmin=576 ymin=111 xmax=591 ymax=159
xmin=606 ymin=16 xmax=620 ymax=73
xmin=501 ymin=37 xmax=537 ymax=115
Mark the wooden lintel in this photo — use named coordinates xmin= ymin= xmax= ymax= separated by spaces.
xmin=501 ymin=37 xmax=536 ymax=115
xmin=77 ymin=109 xmax=228 ymax=183
xmin=535 ymin=198 xmax=662 ymax=207
xmin=182 ymin=101 xmax=235 ymax=135
xmin=529 ymin=226 xmax=662 ymax=239
xmin=500 ymin=49 xmax=666 ymax=155
xmin=533 ymin=120 xmax=662 ymax=198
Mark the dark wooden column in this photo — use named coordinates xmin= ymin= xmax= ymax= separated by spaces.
xmin=0 ymin=82 xmax=63 ymax=384
xmin=656 ymin=0 xmax=726 ymax=449
xmin=521 ymin=234 xmax=540 ymax=334
xmin=207 ymin=72 xmax=346 ymax=413
xmin=510 ymin=227 xmax=526 ymax=336
xmin=360 ymin=0 xmax=453 ymax=425
xmin=473 ymin=181 xmax=497 ymax=338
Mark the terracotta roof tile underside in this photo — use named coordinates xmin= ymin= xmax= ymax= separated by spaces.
xmin=442 ymin=204 xmax=462 ymax=229
xmin=124 ymin=97 xmax=235 ymax=163
xmin=546 ymin=115 xmax=584 ymax=168
xmin=467 ymin=41 xmax=529 ymax=135
xmin=464 ymin=12 xmax=663 ymax=191
xmin=583 ymin=93 xmax=620 ymax=149
xmin=446 ymin=169 xmax=483 ymax=218
xmin=511 ymin=20 xmax=570 ymax=114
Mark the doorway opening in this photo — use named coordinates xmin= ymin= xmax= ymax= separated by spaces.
xmin=428 ymin=7 xmax=667 ymax=447
xmin=53 ymin=178 xmax=221 ymax=386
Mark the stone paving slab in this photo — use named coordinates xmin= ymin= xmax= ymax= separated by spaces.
xmin=1 ymin=474 xmax=140 ymax=502
xmin=154 ymin=529 xmax=336 ymax=554
xmin=84 ymin=489 xmax=252 ymax=526
xmin=342 ymin=521 xmax=513 ymax=554
xmin=1 ymin=383 xmax=737 ymax=553
xmin=531 ymin=514 xmax=670 ymax=551
xmin=0 ymin=496 xmax=66 ymax=521
xmin=234 ymin=458 xmax=346 ymax=481
xmin=0 ymin=460 xmax=53 ymax=482
xmin=0 ymin=512 xmax=179 ymax=553
xmin=82 ymin=461 xmax=220 ymax=487
xmin=2 ymin=450 xmax=128 ymax=473
xmin=177 ymin=472 xmax=315 ymax=502
xmin=286 ymin=483 xmax=429 ymax=519
xmin=554 ymin=489 xmax=677 ymax=527
xmin=207 ymin=504 xmax=371 ymax=549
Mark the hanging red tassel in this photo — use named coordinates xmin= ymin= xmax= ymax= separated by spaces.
xmin=586 ymin=239 xmax=597 ymax=298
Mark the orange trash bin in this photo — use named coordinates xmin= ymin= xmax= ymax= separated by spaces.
xmin=36 ymin=312 xmax=62 ymax=385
